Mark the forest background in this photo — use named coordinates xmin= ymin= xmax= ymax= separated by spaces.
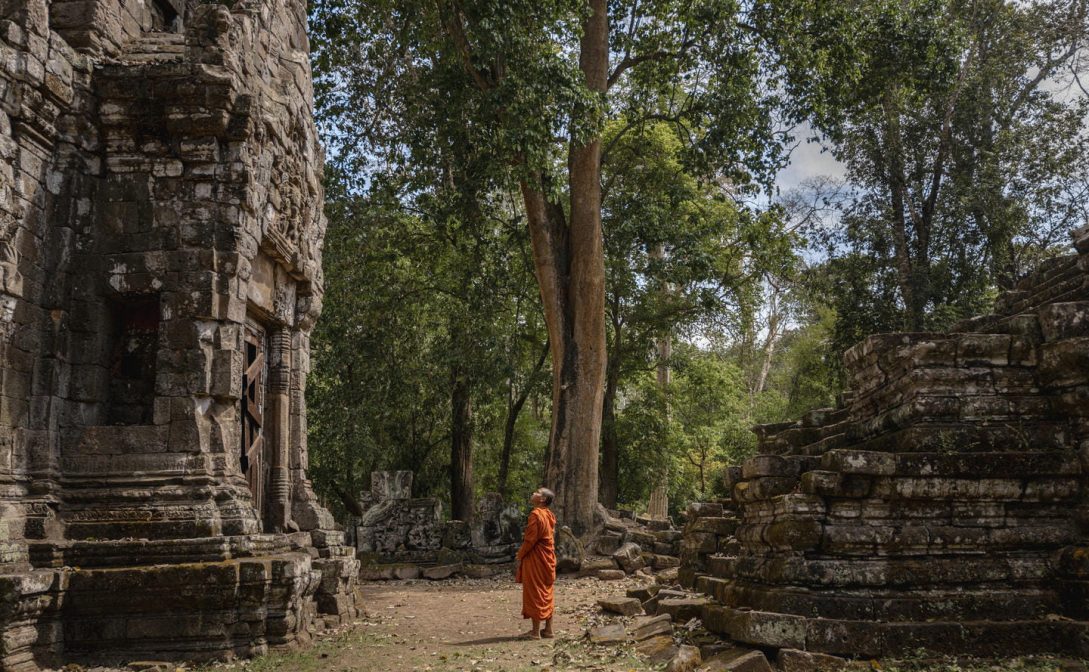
xmin=303 ymin=0 xmax=1089 ymax=525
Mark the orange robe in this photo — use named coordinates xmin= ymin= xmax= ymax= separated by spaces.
xmin=515 ymin=506 xmax=556 ymax=620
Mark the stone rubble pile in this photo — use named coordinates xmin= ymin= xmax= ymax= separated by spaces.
xmin=353 ymin=471 xmax=524 ymax=579
xmin=681 ymin=226 xmax=1089 ymax=659
xmin=589 ymin=579 xmax=776 ymax=672
xmin=574 ymin=507 xmax=683 ymax=577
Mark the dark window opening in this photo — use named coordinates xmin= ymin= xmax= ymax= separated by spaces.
xmin=150 ymin=0 xmax=182 ymax=32
xmin=108 ymin=297 xmax=159 ymax=425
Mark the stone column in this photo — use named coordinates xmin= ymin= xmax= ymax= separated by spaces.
xmin=266 ymin=328 xmax=293 ymax=531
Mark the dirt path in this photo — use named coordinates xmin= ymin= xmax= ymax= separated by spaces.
xmin=205 ymin=574 xmax=660 ymax=672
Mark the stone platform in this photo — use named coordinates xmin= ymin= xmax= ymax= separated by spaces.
xmin=0 ymin=1 xmax=358 ymax=669
xmin=686 ymin=227 xmax=1089 ymax=658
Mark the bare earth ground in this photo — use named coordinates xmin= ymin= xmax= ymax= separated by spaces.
xmin=202 ymin=574 xmax=656 ymax=672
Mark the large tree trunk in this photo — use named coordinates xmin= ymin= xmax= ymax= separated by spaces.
xmin=599 ymin=336 xmax=621 ymax=509
xmin=519 ymin=0 xmax=608 ymax=537
xmin=450 ymin=364 xmax=473 ymax=522
xmin=646 ymin=332 xmax=671 ymax=520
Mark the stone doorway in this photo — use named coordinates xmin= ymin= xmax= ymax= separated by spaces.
xmin=242 ymin=320 xmax=268 ymax=527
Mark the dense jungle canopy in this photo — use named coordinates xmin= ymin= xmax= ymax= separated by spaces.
xmin=303 ymin=0 xmax=1089 ymax=529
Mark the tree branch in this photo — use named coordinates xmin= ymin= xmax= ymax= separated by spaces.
xmin=439 ymin=0 xmax=494 ymax=91
xmin=607 ymin=37 xmax=697 ymax=89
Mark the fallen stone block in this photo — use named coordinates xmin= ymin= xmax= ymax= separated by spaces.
xmin=598 ymin=596 xmax=643 ymax=616
xmin=656 ymin=567 xmax=680 ymax=583
xmin=359 ymin=565 xmax=396 ymax=580
xmin=393 ymin=565 xmax=422 ymax=580
xmin=614 ymin=541 xmax=646 ymax=573
xmin=579 ymin=556 xmax=620 ymax=577
xmin=631 ymin=613 xmax=673 ymax=641
xmin=596 ymin=569 xmax=627 ymax=580
xmin=627 ymin=584 xmax=661 ymax=602
xmin=652 ymin=554 xmax=681 ymax=569
xmin=699 ymin=643 xmax=751 ymax=661
xmin=699 ymin=649 xmax=772 ymax=672
xmin=588 ymin=623 xmax=627 ymax=644
xmin=777 ymin=649 xmax=863 ymax=671
xmin=594 ymin=533 xmax=624 ymax=556
xmin=636 ymin=634 xmax=678 ymax=664
xmin=659 ymin=597 xmax=710 ymax=622
xmin=422 ymin=564 xmax=461 ymax=580
xmin=461 ymin=563 xmax=500 ymax=578
xmin=667 ymin=644 xmax=702 ymax=672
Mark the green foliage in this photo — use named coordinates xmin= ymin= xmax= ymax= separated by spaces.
xmin=615 ymin=347 xmax=763 ymax=514
xmin=756 ymin=305 xmax=842 ymax=422
xmin=307 ymin=173 xmax=551 ymax=518
xmin=809 ymin=0 xmax=1089 ymax=342
xmin=304 ymin=0 xmax=1087 ymax=519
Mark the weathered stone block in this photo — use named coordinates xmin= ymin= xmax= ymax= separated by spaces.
xmin=598 ymin=596 xmax=643 ymax=616
xmin=588 ymin=623 xmax=627 ymax=644
xmin=631 ymin=613 xmax=673 ymax=641
xmin=741 ymin=454 xmax=798 ymax=479
xmin=657 ymin=597 xmax=709 ymax=622
xmin=635 ymin=634 xmax=678 ymax=664
xmin=613 ymin=541 xmax=645 ymax=573
xmin=666 ymin=645 xmax=701 ymax=672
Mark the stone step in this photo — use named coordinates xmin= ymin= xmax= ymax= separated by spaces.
xmin=726 ymin=554 xmax=1054 ymax=588
xmin=818 ymin=449 xmax=1080 ymax=478
xmin=1008 ymin=277 xmax=1089 ymax=317
xmin=714 ymin=582 xmax=1066 ymax=622
xmin=1016 ymin=254 xmax=1079 ymax=291
xmin=116 ymin=52 xmax=187 ymax=65
xmin=701 ymin=603 xmax=1089 ymax=658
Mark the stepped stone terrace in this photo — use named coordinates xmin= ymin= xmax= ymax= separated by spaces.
xmin=684 ymin=226 xmax=1089 ymax=659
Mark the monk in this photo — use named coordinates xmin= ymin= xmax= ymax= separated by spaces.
xmin=514 ymin=487 xmax=557 ymax=639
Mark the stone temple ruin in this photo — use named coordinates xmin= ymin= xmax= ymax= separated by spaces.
xmin=682 ymin=226 xmax=1089 ymax=659
xmin=353 ymin=471 xmax=525 ymax=576
xmin=0 ymin=0 xmax=358 ymax=669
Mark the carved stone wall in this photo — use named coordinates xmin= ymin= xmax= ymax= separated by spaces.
xmin=0 ymin=1 xmax=357 ymax=669
xmin=685 ymin=227 xmax=1089 ymax=658
xmin=354 ymin=471 xmax=523 ymax=569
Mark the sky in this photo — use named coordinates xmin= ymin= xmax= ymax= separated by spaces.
xmin=774 ymin=127 xmax=846 ymax=195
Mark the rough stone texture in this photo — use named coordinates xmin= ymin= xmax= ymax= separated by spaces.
xmin=354 ymin=471 xmax=523 ymax=569
xmin=636 ymin=635 xmax=679 ymax=664
xmin=686 ymin=233 xmax=1089 ymax=658
xmin=601 ymin=507 xmax=684 ymax=560
xmin=555 ymin=525 xmax=585 ymax=573
xmin=698 ymin=650 xmax=773 ymax=672
xmin=598 ymin=596 xmax=643 ymax=616
xmin=613 ymin=541 xmax=646 ymax=573
xmin=631 ymin=613 xmax=673 ymax=641
xmin=657 ymin=597 xmax=710 ymax=622
xmin=0 ymin=1 xmax=358 ymax=669
xmin=666 ymin=645 xmax=702 ymax=672
xmin=588 ymin=623 xmax=627 ymax=644
xmin=776 ymin=649 xmax=865 ymax=672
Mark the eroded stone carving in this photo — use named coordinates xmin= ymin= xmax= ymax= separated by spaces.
xmin=354 ymin=471 xmax=523 ymax=569
xmin=0 ymin=1 xmax=358 ymax=668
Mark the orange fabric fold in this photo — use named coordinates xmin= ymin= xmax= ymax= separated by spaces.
xmin=515 ymin=506 xmax=556 ymax=620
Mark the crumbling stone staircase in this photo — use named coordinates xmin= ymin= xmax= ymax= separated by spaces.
xmin=684 ymin=226 xmax=1089 ymax=658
